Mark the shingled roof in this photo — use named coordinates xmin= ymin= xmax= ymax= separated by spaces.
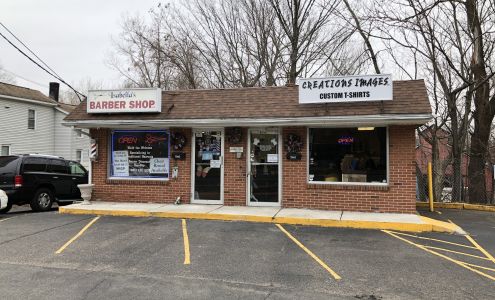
xmin=65 ymin=80 xmax=431 ymax=126
xmin=0 ymin=82 xmax=57 ymax=104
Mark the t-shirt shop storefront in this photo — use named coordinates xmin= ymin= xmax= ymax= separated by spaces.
xmin=64 ymin=74 xmax=432 ymax=213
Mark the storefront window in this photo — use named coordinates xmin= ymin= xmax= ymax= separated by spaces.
xmin=110 ymin=130 xmax=170 ymax=179
xmin=308 ymin=127 xmax=387 ymax=183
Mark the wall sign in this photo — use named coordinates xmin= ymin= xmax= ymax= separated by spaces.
xmin=298 ymin=74 xmax=392 ymax=104
xmin=111 ymin=130 xmax=169 ymax=178
xmin=229 ymin=147 xmax=243 ymax=153
xmin=88 ymin=88 xmax=161 ymax=113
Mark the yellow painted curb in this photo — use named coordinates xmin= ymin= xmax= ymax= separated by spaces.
xmin=416 ymin=202 xmax=495 ymax=212
xmin=151 ymin=211 xmax=275 ymax=223
xmin=273 ymin=217 xmax=432 ymax=232
xmin=58 ymin=207 xmax=460 ymax=233
xmin=58 ymin=207 xmax=152 ymax=218
xmin=419 ymin=216 xmax=465 ymax=234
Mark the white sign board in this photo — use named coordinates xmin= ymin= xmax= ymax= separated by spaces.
xmin=210 ymin=160 xmax=221 ymax=168
xmin=267 ymin=154 xmax=278 ymax=163
xmin=298 ymin=74 xmax=393 ymax=104
xmin=87 ymin=88 xmax=161 ymax=113
xmin=229 ymin=147 xmax=244 ymax=153
xmin=150 ymin=158 xmax=169 ymax=174
xmin=112 ymin=151 xmax=129 ymax=176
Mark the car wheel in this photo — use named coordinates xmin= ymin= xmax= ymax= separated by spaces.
xmin=30 ymin=188 xmax=54 ymax=212
xmin=0 ymin=202 xmax=12 ymax=214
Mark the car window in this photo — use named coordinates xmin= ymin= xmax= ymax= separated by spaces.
xmin=22 ymin=157 xmax=48 ymax=172
xmin=69 ymin=161 xmax=86 ymax=175
xmin=47 ymin=159 xmax=69 ymax=174
xmin=0 ymin=156 xmax=19 ymax=173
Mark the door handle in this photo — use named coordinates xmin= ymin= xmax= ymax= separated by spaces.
xmin=72 ymin=177 xmax=77 ymax=180
xmin=52 ymin=176 xmax=58 ymax=179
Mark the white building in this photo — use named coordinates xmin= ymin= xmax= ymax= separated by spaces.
xmin=0 ymin=82 xmax=90 ymax=168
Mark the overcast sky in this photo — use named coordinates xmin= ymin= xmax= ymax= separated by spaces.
xmin=1 ymin=0 xmax=165 ymax=95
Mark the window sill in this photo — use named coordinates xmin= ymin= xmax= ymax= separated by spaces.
xmin=106 ymin=177 xmax=169 ymax=186
xmin=307 ymin=182 xmax=389 ymax=191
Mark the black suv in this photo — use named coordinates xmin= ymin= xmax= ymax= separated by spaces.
xmin=0 ymin=154 xmax=88 ymax=213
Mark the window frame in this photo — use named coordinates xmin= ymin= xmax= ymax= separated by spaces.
xmin=27 ymin=109 xmax=36 ymax=130
xmin=107 ymin=129 xmax=171 ymax=181
xmin=75 ymin=149 xmax=82 ymax=163
xmin=306 ymin=126 xmax=389 ymax=186
xmin=1 ymin=145 xmax=11 ymax=156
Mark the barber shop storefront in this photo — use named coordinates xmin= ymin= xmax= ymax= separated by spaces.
xmin=64 ymin=74 xmax=432 ymax=213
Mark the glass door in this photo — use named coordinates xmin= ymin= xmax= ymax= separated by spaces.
xmin=248 ymin=128 xmax=281 ymax=206
xmin=191 ymin=129 xmax=224 ymax=204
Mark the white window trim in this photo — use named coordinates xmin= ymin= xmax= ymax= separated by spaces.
xmin=28 ymin=109 xmax=36 ymax=130
xmin=106 ymin=129 xmax=170 ymax=181
xmin=76 ymin=149 xmax=83 ymax=162
xmin=306 ymin=126 xmax=390 ymax=187
xmin=1 ymin=145 xmax=11 ymax=156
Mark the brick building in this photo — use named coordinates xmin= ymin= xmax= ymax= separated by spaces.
xmin=64 ymin=76 xmax=431 ymax=213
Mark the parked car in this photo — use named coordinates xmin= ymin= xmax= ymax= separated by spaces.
xmin=0 ymin=154 xmax=88 ymax=213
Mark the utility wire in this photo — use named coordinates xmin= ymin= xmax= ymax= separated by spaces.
xmin=0 ymin=24 xmax=85 ymax=102
xmin=0 ymin=22 xmax=63 ymax=80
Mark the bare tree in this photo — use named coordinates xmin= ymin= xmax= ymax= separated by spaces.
xmin=268 ymin=0 xmax=339 ymax=83
xmin=60 ymin=78 xmax=104 ymax=104
xmin=372 ymin=0 xmax=495 ymax=203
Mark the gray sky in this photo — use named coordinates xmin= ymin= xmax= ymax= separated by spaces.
xmin=0 ymin=0 xmax=163 ymax=95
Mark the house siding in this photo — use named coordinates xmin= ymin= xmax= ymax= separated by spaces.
xmin=0 ymin=97 xmax=90 ymax=164
xmin=0 ymin=98 xmax=55 ymax=155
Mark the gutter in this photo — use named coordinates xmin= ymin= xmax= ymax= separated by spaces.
xmin=63 ymin=114 xmax=433 ymax=128
xmin=0 ymin=94 xmax=58 ymax=107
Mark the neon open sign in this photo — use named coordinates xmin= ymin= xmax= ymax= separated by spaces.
xmin=338 ymin=136 xmax=354 ymax=145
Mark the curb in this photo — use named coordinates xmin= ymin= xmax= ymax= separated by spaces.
xmin=416 ymin=202 xmax=495 ymax=212
xmin=59 ymin=207 xmax=462 ymax=234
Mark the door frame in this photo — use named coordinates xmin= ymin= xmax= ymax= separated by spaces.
xmin=190 ymin=128 xmax=225 ymax=205
xmin=246 ymin=127 xmax=282 ymax=207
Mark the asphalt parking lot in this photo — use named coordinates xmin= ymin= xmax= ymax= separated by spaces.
xmin=0 ymin=206 xmax=494 ymax=299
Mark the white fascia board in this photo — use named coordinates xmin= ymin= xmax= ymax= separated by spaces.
xmin=0 ymin=94 xmax=58 ymax=107
xmin=62 ymin=114 xmax=433 ymax=129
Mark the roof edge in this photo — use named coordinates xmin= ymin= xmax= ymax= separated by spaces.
xmin=0 ymin=94 xmax=58 ymax=107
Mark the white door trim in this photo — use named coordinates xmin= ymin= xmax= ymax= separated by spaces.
xmin=246 ymin=128 xmax=282 ymax=207
xmin=191 ymin=128 xmax=224 ymax=205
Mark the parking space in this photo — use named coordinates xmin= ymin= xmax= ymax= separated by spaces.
xmin=0 ymin=207 xmax=494 ymax=299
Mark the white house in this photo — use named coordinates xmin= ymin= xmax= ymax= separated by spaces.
xmin=0 ymin=82 xmax=90 ymax=168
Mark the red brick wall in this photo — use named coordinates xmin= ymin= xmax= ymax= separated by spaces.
xmin=90 ymin=125 xmax=417 ymax=213
xmin=282 ymin=126 xmax=417 ymax=213
xmin=90 ymin=128 xmax=192 ymax=204
xmin=223 ymin=128 xmax=248 ymax=206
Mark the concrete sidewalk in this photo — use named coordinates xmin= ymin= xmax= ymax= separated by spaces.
xmin=59 ymin=202 xmax=465 ymax=234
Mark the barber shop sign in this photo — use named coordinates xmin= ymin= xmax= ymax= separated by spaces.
xmin=87 ymin=88 xmax=162 ymax=113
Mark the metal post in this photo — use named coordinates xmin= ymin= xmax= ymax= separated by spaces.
xmin=428 ymin=162 xmax=434 ymax=212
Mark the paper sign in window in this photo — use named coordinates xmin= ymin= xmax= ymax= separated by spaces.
xmin=210 ymin=159 xmax=221 ymax=168
xmin=150 ymin=158 xmax=169 ymax=174
xmin=113 ymin=151 xmax=129 ymax=176
xmin=267 ymin=154 xmax=278 ymax=163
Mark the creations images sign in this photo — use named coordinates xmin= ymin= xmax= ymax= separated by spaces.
xmin=298 ymin=74 xmax=393 ymax=104
xmin=111 ymin=130 xmax=169 ymax=178
xmin=87 ymin=88 xmax=162 ymax=113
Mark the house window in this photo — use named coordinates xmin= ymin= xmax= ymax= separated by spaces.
xmin=76 ymin=149 xmax=82 ymax=163
xmin=27 ymin=109 xmax=36 ymax=129
xmin=110 ymin=130 xmax=170 ymax=179
xmin=308 ymin=127 xmax=388 ymax=184
xmin=1 ymin=145 xmax=10 ymax=156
